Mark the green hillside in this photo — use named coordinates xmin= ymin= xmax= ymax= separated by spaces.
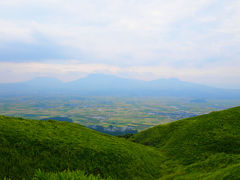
xmin=131 ymin=106 xmax=240 ymax=179
xmin=0 ymin=116 xmax=165 ymax=180
xmin=33 ymin=169 xmax=112 ymax=180
xmin=1 ymin=106 xmax=240 ymax=179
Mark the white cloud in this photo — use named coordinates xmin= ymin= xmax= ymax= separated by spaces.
xmin=0 ymin=0 xmax=239 ymax=86
xmin=0 ymin=20 xmax=34 ymax=43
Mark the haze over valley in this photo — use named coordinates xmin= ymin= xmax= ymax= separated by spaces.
xmin=0 ymin=0 xmax=240 ymax=179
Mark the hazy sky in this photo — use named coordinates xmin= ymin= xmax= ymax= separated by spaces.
xmin=0 ymin=0 xmax=239 ymax=88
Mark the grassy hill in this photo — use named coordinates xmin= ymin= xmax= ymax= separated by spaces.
xmin=1 ymin=106 xmax=240 ymax=179
xmin=0 ymin=116 xmax=165 ymax=180
xmin=33 ymin=169 xmax=112 ymax=180
xmin=131 ymin=106 xmax=240 ymax=179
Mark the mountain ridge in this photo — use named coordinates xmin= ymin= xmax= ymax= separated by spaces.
xmin=0 ymin=74 xmax=239 ymax=98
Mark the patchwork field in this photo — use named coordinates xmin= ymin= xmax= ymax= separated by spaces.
xmin=0 ymin=95 xmax=239 ymax=130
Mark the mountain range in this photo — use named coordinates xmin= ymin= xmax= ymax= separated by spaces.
xmin=0 ymin=74 xmax=240 ymax=99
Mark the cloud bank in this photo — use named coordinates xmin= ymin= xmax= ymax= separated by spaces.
xmin=0 ymin=0 xmax=239 ymax=88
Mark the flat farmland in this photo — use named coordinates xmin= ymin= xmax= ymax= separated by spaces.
xmin=0 ymin=95 xmax=239 ymax=130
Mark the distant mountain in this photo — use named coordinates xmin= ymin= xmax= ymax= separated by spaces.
xmin=0 ymin=76 xmax=65 ymax=95
xmin=0 ymin=74 xmax=240 ymax=99
xmin=24 ymin=77 xmax=63 ymax=87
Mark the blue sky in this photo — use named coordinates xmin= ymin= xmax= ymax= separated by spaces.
xmin=0 ymin=0 xmax=239 ymax=88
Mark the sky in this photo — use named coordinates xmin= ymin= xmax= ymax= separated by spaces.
xmin=0 ymin=0 xmax=239 ymax=88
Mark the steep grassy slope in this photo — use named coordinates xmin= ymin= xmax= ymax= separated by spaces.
xmin=33 ymin=169 xmax=112 ymax=180
xmin=0 ymin=116 xmax=165 ymax=180
xmin=131 ymin=106 xmax=240 ymax=179
xmin=132 ymin=106 xmax=240 ymax=160
xmin=1 ymin=106 xmax=240 ymax=180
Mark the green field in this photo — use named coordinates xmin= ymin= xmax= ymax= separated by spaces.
xmin=0 ymin=95 xmax=239 ymax=130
